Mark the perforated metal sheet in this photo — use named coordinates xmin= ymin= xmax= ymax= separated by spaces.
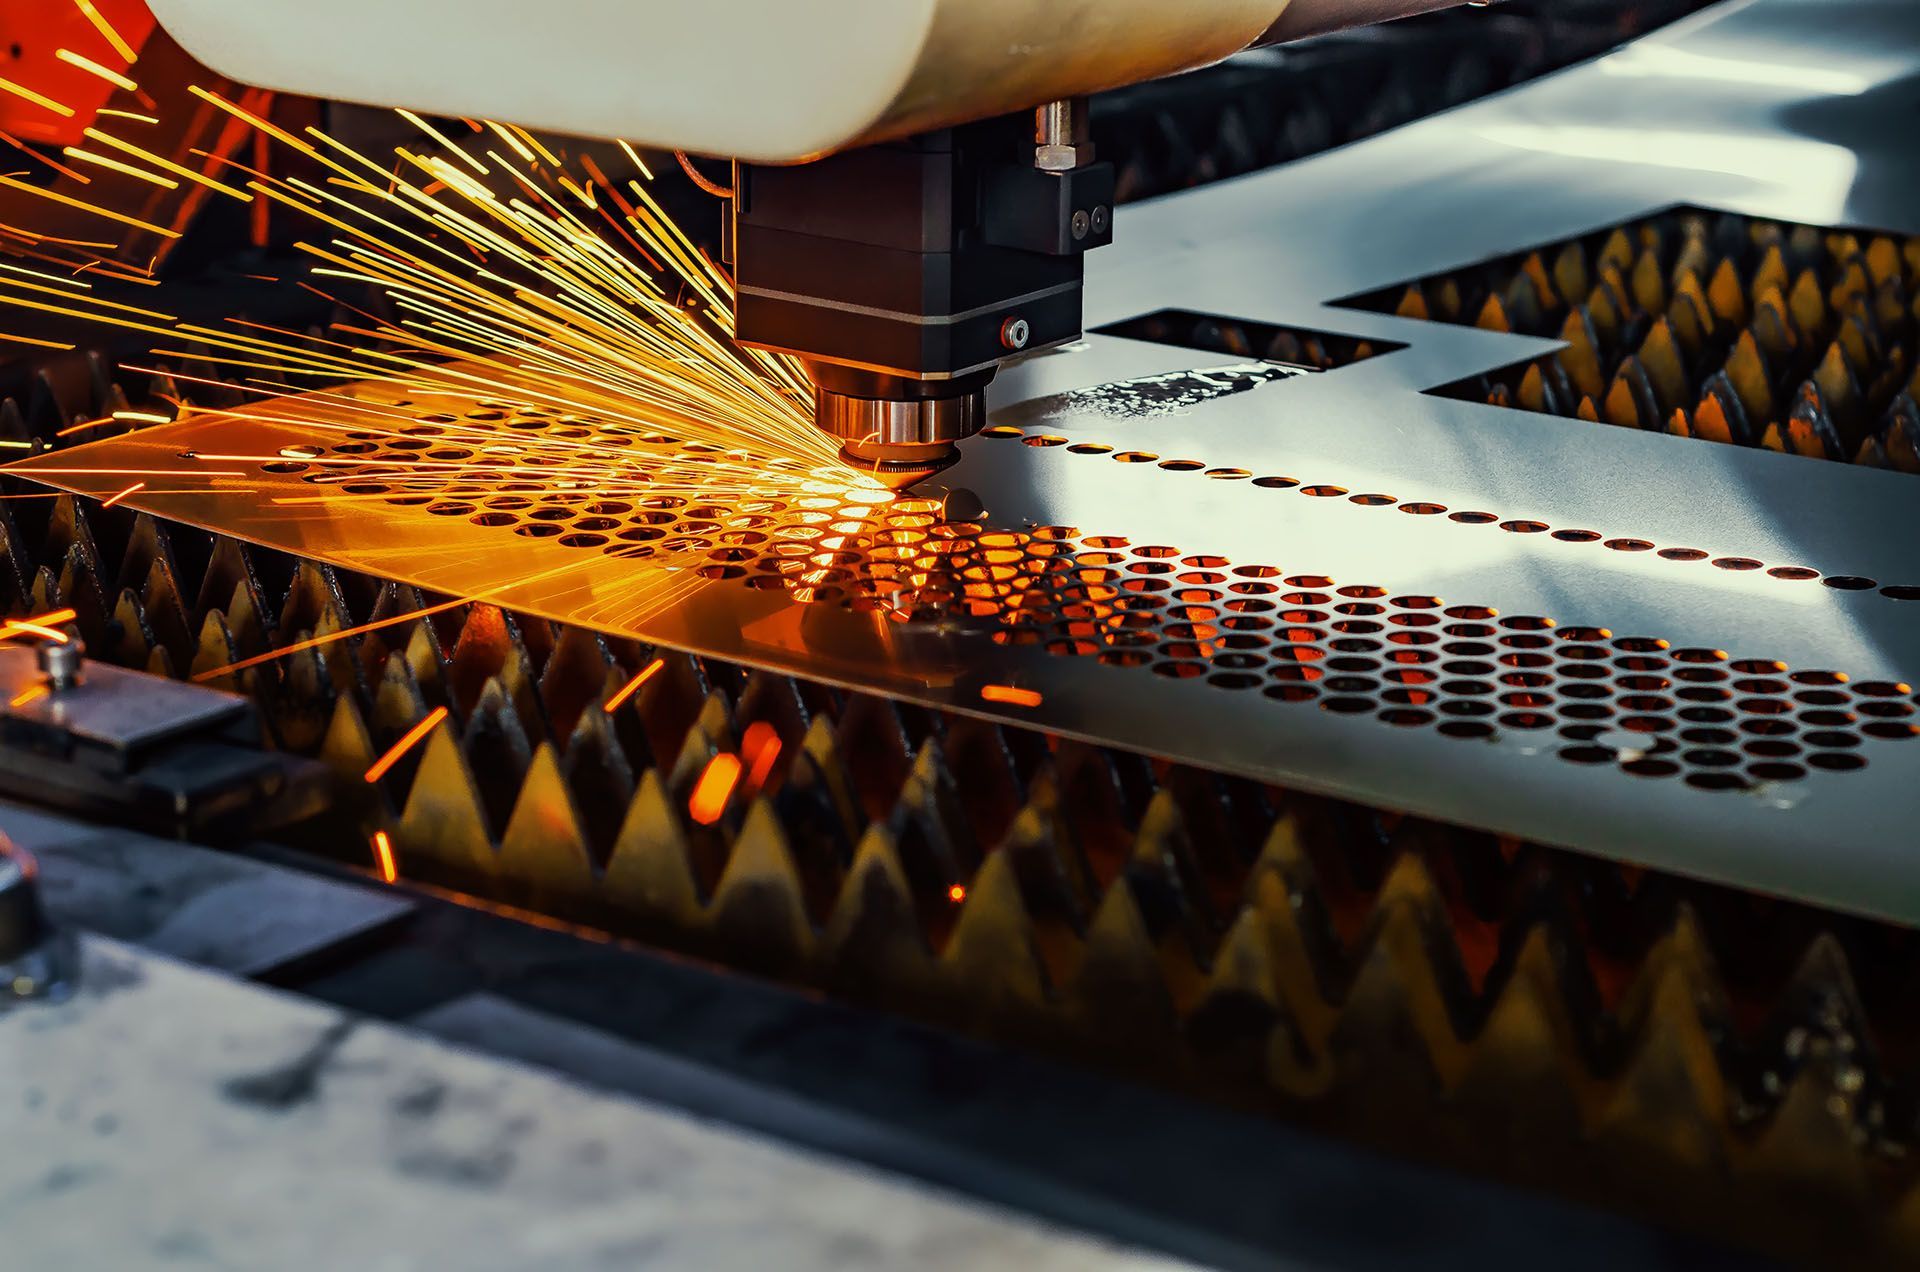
xmin=16 ymin=0 xmax=1920 ymax=922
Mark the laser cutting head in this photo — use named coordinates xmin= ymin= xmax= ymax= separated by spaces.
xmin=139 ymin=0 xmax=1486 ymax=488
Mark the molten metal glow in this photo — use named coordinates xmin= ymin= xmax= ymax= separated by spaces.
xmin=980 ymin=684 xmax=1043 ymax=708
xmin=688 ymin=753 xmax=742 ymax=825
xmin=606 ymin=657 xmax=664 ymax=711
xmin=364 ymin=706 xmax=449 ymax=783
xmin=947 ymin=884 xmax=967 ymax=904
xmin=99 ymin=480 xmax=144 ymax=507
xmin=370 ymin=830 xmax=399 ymax=884
xmin=9 ymin=684 xmax=48 ymax=708
xmin=742 ymin=721 xmax=782 ymax=791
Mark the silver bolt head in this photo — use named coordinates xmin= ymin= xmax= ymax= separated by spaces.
xmin=1035 ymin=144 xmax=1083 ymax=173
xmin=1091 ymin=205 xmax=1110 ymax=235
xmin=1001 ymin=318 xmax=1031 ymax=350
xmin=34 ymin=639 xmax=83 ymax=691
xmin=1071 ymin=210 xmax=1091 ymax=240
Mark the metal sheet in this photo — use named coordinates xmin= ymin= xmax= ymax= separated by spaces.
xmin=0 ymin=800 xmax=412 ymax=977
xmin=0 ymin=646 xmax=247 ymax=752
xmin=13 ymin=0 xmax=1920 ymax=922
xmin=0 ymin=938 xmax=1183 ymax=1270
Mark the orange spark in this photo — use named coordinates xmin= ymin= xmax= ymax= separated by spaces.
xmin=0 ymin=78 xmax=75 ymax=118
xmin=364 ymin=706 xmax=449 ymax=783
xmin=195 ymin=598 xmax=467 ymax=681
xmin=742 ymin=721 xmax=782 ymax=791
xmin=0 ymin=607 xmax=77 ymax=644
xmin=605 ymin=656 xmax=663 ymax=711
xmin=947 ymin=884 xmax=967 ymax=904
xmin=9 ymin=683 xmax=48 ymax=707
xmin=54 ymin=417 xmax=113 ymax=438
xmin=55 ymin=49 xmax=137 ymax=92
xmin=688 ymin=753 xmax=742 ymax=825
xmin=72 ymin=0 xmax=139 ymax=62
xmin=980 ymin=684 xmax=1042 ymax=708
xmin=370 ymin=830 xmax=399 ymax=884
xmin=100 ymin=481 xmax=145 ymax=508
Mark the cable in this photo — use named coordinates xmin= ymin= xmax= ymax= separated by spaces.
xmin=674 ymin=150 xmax=735 ymax=200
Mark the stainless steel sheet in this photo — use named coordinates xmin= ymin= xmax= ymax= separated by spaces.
xmin=14 ymin=0 xmax=1920 ymax=921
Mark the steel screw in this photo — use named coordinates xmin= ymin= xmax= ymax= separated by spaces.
xmin=1000 ymin=317 xmax=1031 ymax=350
xmin=1071 ymin=210 xmax=1091 ymax=241
xmin=1091 ymin=205 xmax=1109 ymax=235
xmin=34 ymin=638 xmax=82 ymax=692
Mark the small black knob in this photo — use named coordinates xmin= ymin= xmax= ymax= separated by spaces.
xmin=0 ymin=840 xmax=50 ymax=962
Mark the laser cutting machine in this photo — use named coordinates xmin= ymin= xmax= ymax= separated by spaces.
xmin=6 ymin=0 xmax=1920 ymax=1266
xmin=140 ymin=0 xmax=1484 ymax=486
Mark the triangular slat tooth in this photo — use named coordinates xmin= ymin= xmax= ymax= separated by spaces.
xmin=136 ymin=558 xmax=194 ymax=673
xmin=1750 ymin=287 xmax=1798 ymax=362
xmin=53 ymin=544 xmax=109 ymax=651
xmin=708 ymin=799 xmax=815 ymax=973
xmin=462 ymin=677 xmax=535 ymax=841
xmin=1723 ymin=329 xmax=1774 ymax=426
xmin=996 ymin=767 xmax=1092 ymax=988
xmin=395 ymin=724 xmax=499 ymax=886
xmin=751 ymin=740 xmax=851 ymax=923
xmin=192 ymin=536 xmax=268 ymax=648
xmin=277 ymin=560 xmax=351 ymax=645
xmin=1068 ymin=878 xmax=1182 ymax=1069
xmin=187 ymin=608 xmax=244 ymax=689
xmin=1128 ymin=786 xmax=1218 ymax=950
xmin=935 ymin=713 xmax=1026 ymax=852
xmin=371 ymin=649 xmax=431 ymax=736
xmin=401 ymin=620 xmax=447 ymax=711
xmin=835 ymin=690 xmax=916 ymax=824
xmin=732 ymin=670 xmax=812 ymax=755
xmin=1449 ymin=924 xmax=1595 ymax=1161
xmin=317 ymin=690 xmax=378 ymax=790
xmin=494 ymin=618 xmax=553 ymax=748
xmin=601 ymin=768 xmax=704 ymax=933
xmin=1787 ymin=267 xmax=1829 ymax=341
xmin=109 ymin=584 xmax=160 ymax=667
xmin=0 ymin=501 xmax=28 ymax=615
xmin=538 ymin=621 xmax=615 ymax=752
xmin=1190 ymin=901 xmax=1327 ymax=1097
xmin=446 ymin=603 xmax=514 ymax=713
xmin=1596 ymin=907 xmax=1733 ymax=1177
xmin=791 ymin=715 xmax=864 ymax=845
xmin=1327 ymin=855 xmax=1472 ymax=1109
xmin=560 ymin=704 xmax=636 ymax=868
xmin=631 ymin=649 xmax=707 ymax=771
xmin=821 ymin=822 xmax=941 ymax=1006
xmin=940 ymin=849 xmax=1050 ymax=1019
xmin=666 ymin=690 xmax=732 ymax=792
xmin=1556 ymin=307 xmax=1607 ymax=401
xmin=886 ymin=737 xmax=979 ymax=884
xmin=266 ymin=634 xmax=337 ymax=755
xmin=495 ymin=742 xmax=597 ymax=912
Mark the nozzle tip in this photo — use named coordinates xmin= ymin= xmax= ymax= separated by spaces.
xmin=839 ymin=440 xmax=959 ymax=492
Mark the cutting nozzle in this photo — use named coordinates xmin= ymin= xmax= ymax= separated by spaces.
xmin=813 ymin=384 xmax=984 ymax=493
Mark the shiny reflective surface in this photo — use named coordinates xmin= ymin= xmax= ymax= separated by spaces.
xmin=16 ymin=0 xmax=1920 ymax=922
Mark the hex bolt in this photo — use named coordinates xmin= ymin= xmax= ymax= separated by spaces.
xmin=34 ymin=638 xmax=83 ymax=692
xmin=1071 ymin=210 xmax=1091 ymax=241
xmin=1000 ymin=317 xmax=1031 ymax=350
